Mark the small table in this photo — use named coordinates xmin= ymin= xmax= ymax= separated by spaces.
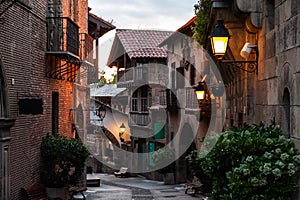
xmin=86 ymin=174 xmax=101 ymax=187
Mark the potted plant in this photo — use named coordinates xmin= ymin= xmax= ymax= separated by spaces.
xmin=151 ymin=146 xmax=175 ymax=184
xmin=40 ymin=134 xmax=90 ymax=199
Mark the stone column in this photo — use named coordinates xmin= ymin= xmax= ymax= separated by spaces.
xmin=0 ymin=118 xmax=15 ymax=200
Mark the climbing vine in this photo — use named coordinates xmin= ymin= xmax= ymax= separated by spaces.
xmin=193 ymin=0 xmax=211 ymax=45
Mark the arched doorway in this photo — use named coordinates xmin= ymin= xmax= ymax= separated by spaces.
xmin=176 ymin=123 xmax=196 ymax=183
xmin=282 ymin=88 xmax=290 ymax=138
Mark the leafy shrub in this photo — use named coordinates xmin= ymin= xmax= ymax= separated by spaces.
xmin=40 ymin=134 xmax=90 ymax=187
xmin=187 ymin=121 xmax=300 ymax=199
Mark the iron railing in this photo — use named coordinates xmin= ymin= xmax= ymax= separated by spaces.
xmin=117 ymin=65 xmax=168 ymax=85
xmin=47 ymin=17 xmax=79 ymax=55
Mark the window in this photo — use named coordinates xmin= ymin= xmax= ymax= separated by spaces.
xmin=176 ymin=67 xmax=185 ymax=89
xmin=0 ymin=56 xmax=7 ymax=118
xmin=131 ymin=86 xmax=150 ymax=112
xmin=190 ymin=64 xmax=195 ymax=86
xmin=141 ymin=89 xmax=148 ymax=112
xmin=130 ymin=86 xmax=151 ymax=126
xmin=131 ymin=92 xmax=138 ymax=112
xmin=266 ymin=0 xmax=275 ymax=31
xmin=283 ymin=88 xmax=291 ymax=138
xmin=171 ymin=62 xmax=176 ymax=88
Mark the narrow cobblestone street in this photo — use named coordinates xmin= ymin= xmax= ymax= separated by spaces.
xmin=82 ymin=173 xmax=206 ymax=200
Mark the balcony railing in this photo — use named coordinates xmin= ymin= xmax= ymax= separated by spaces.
xmin=80 ymin=33 xmax=94 ymax=64
xmin=129 ymin=111 xmax=150 ymax=126
xmin=47 ymin=17 xmax=79 ymax=56
xmin=117 ymin=64 xmax=168 ymax=86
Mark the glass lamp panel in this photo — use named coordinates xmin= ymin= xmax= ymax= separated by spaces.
xmin=211 ymin=37 xmax=228 ymax=56
xmin=196 ymin=90 xmax=205 ymax=100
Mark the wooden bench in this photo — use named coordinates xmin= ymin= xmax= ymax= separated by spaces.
xmin=69 ymin=186 xmax=87 ymax=200
xmin=114 ymin=167 xmax=128 ymax=178
xmin=185 ymin=176 xmax=203 ymax=196
xmin=20 ymin=185 xmax=50 ymax=200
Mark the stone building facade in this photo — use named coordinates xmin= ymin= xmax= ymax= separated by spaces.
xmin=206 ymin=0 xmax=300 ymax=197
xmin=154 ymin=0 xmax=299 ymax=186
xmin=207 ymin=0 xmax=300 ymax=147
xmin=0 ymin=0 xmax=114 ymax=199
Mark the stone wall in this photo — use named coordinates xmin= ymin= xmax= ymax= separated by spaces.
xmin=256 ymin=0 xmax=300 ymax=140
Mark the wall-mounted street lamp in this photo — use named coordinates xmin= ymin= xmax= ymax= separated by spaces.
xmin=119 ymin=123 xmax=126 ymax=143
xmin=209 ymin=20 xmax=258 ymax=74
xmin=95 ymin=104 xmax=106 ymax=129
xmin=194 ymin=82 xmax=205 ymax=100
xmin=209 ymin=20 xmax=230 ymax=58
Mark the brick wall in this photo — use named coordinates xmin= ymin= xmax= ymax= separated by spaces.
xmin=0 ymin=0 xmax=90 ymax=199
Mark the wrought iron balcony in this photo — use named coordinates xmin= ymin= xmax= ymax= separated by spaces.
xmin=47 ymin=17 xmax=79 ymax=56
xmin=46 ymin=17 xmax=81 ymax=82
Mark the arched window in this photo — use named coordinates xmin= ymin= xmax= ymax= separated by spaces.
xmin=283 ymin=88 xmax=290 ymax=138
xmin=0 ymin=56 xmax=8 ymax=118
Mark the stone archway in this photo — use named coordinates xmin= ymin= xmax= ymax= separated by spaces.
xmin=0 ymin=56 xmax=15 ymax=200
xmin=279 ymin=62 xmax=295 ymax=137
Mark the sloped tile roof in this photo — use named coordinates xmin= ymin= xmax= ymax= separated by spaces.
xmin=116 ymin=29 xmax=172 ymax=59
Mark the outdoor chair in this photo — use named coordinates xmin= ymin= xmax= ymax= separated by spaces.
xmin=114 ymin=167 xmax=128 ymax=178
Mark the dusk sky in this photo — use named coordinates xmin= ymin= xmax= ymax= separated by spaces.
xmin=89 ymin=0 xmax=197 ymax=31
xmin=88 ymin=0 xmax=197 ymax=73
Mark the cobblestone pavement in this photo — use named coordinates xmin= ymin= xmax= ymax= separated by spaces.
xmin=82 ymin=173 xmax=207 ymax=200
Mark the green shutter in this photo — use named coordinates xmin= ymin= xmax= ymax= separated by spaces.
xmin=149 ymin=142 xmax=155 ymax=166
xmin=154 ymin=122 xmax=164 ymax=139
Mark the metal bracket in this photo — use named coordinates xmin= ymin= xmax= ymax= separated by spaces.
xmin=221 ymin=60 xmax=258 ymax=74
xmin=220 ymin=47 xmax=258 ymax=74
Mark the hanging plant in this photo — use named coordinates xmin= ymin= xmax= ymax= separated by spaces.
xmin=193 ymin=0 xmax=211 ymax=45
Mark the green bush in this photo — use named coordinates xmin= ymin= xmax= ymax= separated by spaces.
xmin=187 ymin=121 xmax=300 ymax=199
xmin=40 ymin=134 xmax=90 ymax=187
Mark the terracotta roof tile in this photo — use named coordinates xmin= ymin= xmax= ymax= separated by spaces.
xmin=116 ymin=29 xmax=172 ymax=59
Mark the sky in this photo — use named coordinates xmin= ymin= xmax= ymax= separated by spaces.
xmin=88 ymin=0 xmax=197 ymax=31
xmin=88 ymin=0 xmax=197 ymax=77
